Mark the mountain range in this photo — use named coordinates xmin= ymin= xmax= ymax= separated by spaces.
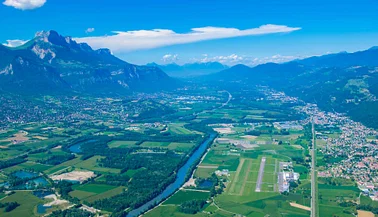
xmin=205 ymin=47 xmax=378 ymax=128
xmin=2 ymin=30 xmax=378 ymax=129
xmin=147 ymin=62 xmax=229 ymax=77
xmin=0 ymin=30 xmax=177 ymax=94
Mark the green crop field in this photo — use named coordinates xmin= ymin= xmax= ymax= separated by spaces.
xmin=44 ymin=157 xmax=83 ymax=175
xmin=84 ymin=186 xmax=126 ymax=203
xmin=73 ymin=184 xmax=117 ymax=194
xmin=108 ymin=140 xmax=137 ymax=148
xmin=70 ymin=184 xmax=125 ymax=202
xmin=69 ymin=190 xmax=96 ymax=199
xmin=169 ymin=124 xmax=194 ymax=135
xmin=144 ymin=205 xmax=208 ymax=217
xmin=141 ymin=141 xmax=170 ymax=148
xmin=0 ymin=193 xmax=6 ymax=200
xmin=0 ymin=191 xmax=42 ymax=217
xmin=202 ymin=149 xmax=239 ymax=167
xmin=75 ymin=156 xmax=121 ymax=174
xmin=227 ymin=158 xmax=257 ymax=196
xmin=2 ymin=161 xmax=53 ymax=174
xmin=195 ymin=167 xmax=218 ymax=178
xmin=168 ymin=142 xmax=194 ymax=151
xmin=163 ymin=190 xmax=210 ymax=205
xmin=0 ymin=84 xmax=367 ymax=217
xmin=122 ymin=168 xmax=145 ymax=177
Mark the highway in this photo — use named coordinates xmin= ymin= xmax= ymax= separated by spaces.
xmin=310 ymin=119 xmax=317 ymax=217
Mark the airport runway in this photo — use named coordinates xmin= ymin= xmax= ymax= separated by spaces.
xmin=255 ymin=157 xmax=266 ymax=192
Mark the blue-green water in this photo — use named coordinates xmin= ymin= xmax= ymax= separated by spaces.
xmin=13 ymin=171 xmax=38 ymax=179
xmin=69 ymin=139 xmax=97 ymax=153
xmin=33 ymin=190 xmax=54 ymax=198
xmin=199 ymin=180 xmax=213 ymax=188
xmin=13 ymin=177 xmax=49 ymax=190
xmin=37 ymin=204 xmax=51 ymax=214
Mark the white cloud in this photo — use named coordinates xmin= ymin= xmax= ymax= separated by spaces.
xmin=194 ymin=54 xmax=301 ymax=66
xmin=250 ymin=54 xmax=299 ymax=65
xmin=75 ymin=24 xmax=301 ymax=53
xmin=85 ymin=28 xmax=95 ymax=33
xmin=199 ymin=54 xmax=244 ymax=64
xmin=162 ymin=54 xmax=179 ymax=62
xmin=2 ymin=39 xmax=28 ymax=47
xmin=3 ymin=0 xmax=46 ymax=10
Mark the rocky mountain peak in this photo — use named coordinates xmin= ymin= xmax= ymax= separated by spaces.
xmin=34 ymin=30 xmax=93 ymax=53
xmin=96 ymin=48 xmax=112 ymax=56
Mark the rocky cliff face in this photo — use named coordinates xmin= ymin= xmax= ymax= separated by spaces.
xmin=0 ymin=31 xmax=177 ymax=94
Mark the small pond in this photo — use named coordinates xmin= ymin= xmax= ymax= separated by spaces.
xmin=37 ymin=204 xmax=52 ymax=214
xmin=33 ymin=190 xmax=54 ymax=198
xmin=198 ymin=180 xmax=214 ymax=189
xmin=13 ymin=171 xmax=38 ymax=179
xmin=13 ymin=177 xmax=49 ymax=190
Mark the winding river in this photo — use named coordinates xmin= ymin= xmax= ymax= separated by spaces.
xmin=126 ymin=133 xmax=216 ymax=217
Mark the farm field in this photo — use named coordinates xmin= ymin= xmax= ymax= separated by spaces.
xmin=0 ymin=191 xmax=42 ymax=217
xmin=163 ymin=190 xmax=210 ymax=205
xmin=44 ymin=157 xmax=83 ymax=175
xmin=69 ymin=184 xmax=125 ymax=202
xmin=108 ymin=140 xmax=137 ymax=148
xmin=75 ymin=156 xmax=121 ymax=174
xmin=317 ymin=182 xmax=360 ymax=216
xmin=0 ymin=87 xmax=366 ymax=217
xmin=177 ymin=120 xmax=314 ymax=217
xmin=108 ymin=140 xmax=195 ymax=151
xmin=144 ymin=205 xmax=208 ymax=217
xmin=168 ymin=123 xmax=195 ymax=135
xmin=2 ymin=161 xmax=53 ymax=174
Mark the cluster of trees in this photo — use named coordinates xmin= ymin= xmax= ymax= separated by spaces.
xmin=320 ymin=177 xmax=355 ymax=186
xmin=356 ymin=204 xmax=378 ymax=214
xmin=245 ymin=129 xmax=290 ymax=136
xmin=245 ymin=130 xmax=261 ymax=136
xmin=37 ymin=154 xmax=75 ymax=165
xmin=96 ymin=174 xmax=130 ymax=186
xmin=57 ymin=121 xmax=214 ymax=214
xmin=322 ymin=154 xmax=346 ymax=165
xmin=0 ymin=202 xmax=20 ymax=212
xmin=339 ymin=201 xmax=357 ymax=207
xmin=29 ymin=147 xmax=48 ymax=154
xmin=136 ymin=100 xmax=176 ymax=120
xmin=54 ymin=181 xmax=79 ymax=204
xmin=0 ymin=156 xmax=27 ymax=170
xmin=179 ymin=199 xmax=206 ymax=214
xmin=91 ymin=153 xmax=180 ymax=212
xmin=48 ymin=207 xmax=94 ymax=217
xmin=348 ymin=101 xmax=378 ymax=129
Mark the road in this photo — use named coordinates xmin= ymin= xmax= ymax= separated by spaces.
xmin=193 ymin=90 xmax=232 ymax=116
xmin=255 ymin=157 xmax=266 ymax=192
xmin=310 ymin=119 xmax=317 ymax=217
xmin=219 ymin=90 xmax=232 ymax=108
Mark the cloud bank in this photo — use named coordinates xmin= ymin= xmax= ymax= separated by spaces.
xmin=3 ymin=0 xmax=46 ymax=10
xmin=192 ymin=54 xmax=301 ymax=66
xmin=85 ymin=28 xmax=95 ymax=33
xmin=2 ymin=39 xmax=28 ymax=47
xmin=75 ymin=24 xmax=301 ymax=52
xmin=162 ymin=54 xmax=179 ymax=62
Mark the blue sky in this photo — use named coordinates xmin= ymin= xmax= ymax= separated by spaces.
xmin=1 ymin=0 xmax=378 ymax=65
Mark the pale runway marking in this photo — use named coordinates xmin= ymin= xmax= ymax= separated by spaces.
xmin=255 ymin=157 xmax=266 ymax=192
